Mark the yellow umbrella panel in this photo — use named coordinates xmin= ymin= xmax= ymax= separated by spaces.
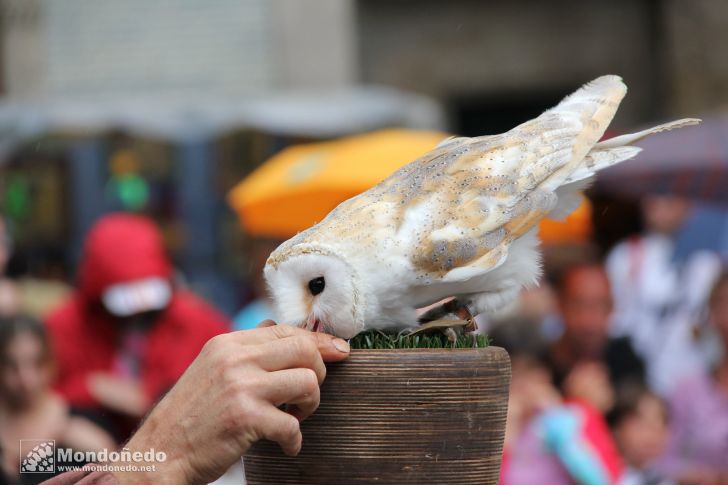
xmin=229 ymin=128 xmax=593 ymax=244
xmin=228 ymin=129 xmax=448 ymax=239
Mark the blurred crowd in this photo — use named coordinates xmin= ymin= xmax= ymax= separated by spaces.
xmin=497 ymin=195 xmax=728 ymax=485
xmin=0 ymin=193 xmax=727 ymax=485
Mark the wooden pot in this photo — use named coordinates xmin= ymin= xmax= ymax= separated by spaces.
xmin=244 ymin=346 xmax=511 ymax=485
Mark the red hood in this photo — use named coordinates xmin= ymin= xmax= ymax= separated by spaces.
xmin=78 ymin=213 xmax=172 ymax=301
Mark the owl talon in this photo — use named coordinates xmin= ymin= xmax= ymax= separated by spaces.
xmin=413 ymin=297 xmax=478 ymax=341
xmin=444 ymin=327 xmax=458 ymax=342
xmin=408 ymin=318 xmax=474 ymax=336
xmin=418 ymin=298 xmax=474 ymax=326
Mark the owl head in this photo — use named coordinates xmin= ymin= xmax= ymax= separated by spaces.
xmin=263 ymin=244 xmax=365 ymax=338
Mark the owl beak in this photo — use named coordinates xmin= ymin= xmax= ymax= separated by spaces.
xmin=305 ymin=313 xmax=322 ymax=332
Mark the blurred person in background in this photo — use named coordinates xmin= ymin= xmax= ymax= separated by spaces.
xmin=44 ymin=214 xmax=229 ymax=440
xmin=0 ymin=315 xmax=115 ymax=482
xmin=607 ymin=384 xmax=671 ymax=485
xmin=502 ymin=350 xmax=624 ymax=485
xmin=607 ymin=195 xmax=721 ymax=396
xmin=545 ymin=263 xmax=645 ymax=412
xmin=658 ymin=271 xmax=728 ymax=484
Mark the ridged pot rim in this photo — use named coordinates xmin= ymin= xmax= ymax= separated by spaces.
xmin=345 ymin=346 xmax=502 ymax=353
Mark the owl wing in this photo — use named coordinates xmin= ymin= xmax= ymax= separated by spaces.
xmin=282 ymin=76 xmax=626 ymax=280
xmin=381 ymin=75 xmax=629 ymax=284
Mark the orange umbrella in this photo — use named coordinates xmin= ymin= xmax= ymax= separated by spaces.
xmin=538 ymin=197 xmax=593 ymax=245
xmin=229 ymin=128 xmax=593 ymax=243
xmin=228 ymin=129 xmax=448 ymax=238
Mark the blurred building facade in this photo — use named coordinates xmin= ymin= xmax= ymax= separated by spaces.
xmin=4 ymin=0 xmax=727 ymax=119
xmin=357 ymin=0 xmax=728 ymax=132
xmin=0 ymin=0 xmax=356 ymax=99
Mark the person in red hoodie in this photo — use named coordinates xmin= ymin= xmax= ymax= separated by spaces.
xmin=45 ymin=213 xmax=229 ymax=439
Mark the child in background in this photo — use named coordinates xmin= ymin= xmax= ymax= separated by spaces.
xmin=0 ymin=315 xmax=115 ymax=482
xmin=502 ymin=353 xmax=624 ymax=485
xmin=608 ymin=384 xmax=672 ymax=485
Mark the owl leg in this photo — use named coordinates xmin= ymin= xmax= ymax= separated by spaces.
xmin=416 ymin=298 xmax=477 ymax=338
xmin=418 ymin=298 xmax=473 ymax=323
xmin=418 ymin=298 xmax=452 ymax=323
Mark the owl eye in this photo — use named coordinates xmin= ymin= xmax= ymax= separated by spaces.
xmin=308 ymin=277 xmax=325 ymax=296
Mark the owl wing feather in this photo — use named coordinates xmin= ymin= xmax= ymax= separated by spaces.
xmin=384 ymin=75 xmax=627 ymax=284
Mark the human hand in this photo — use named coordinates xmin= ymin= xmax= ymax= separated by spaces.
xmin=115 ymin=322 xmax=350 ymax=484
xmin=87 ymin=373 xmax=151 ymax=417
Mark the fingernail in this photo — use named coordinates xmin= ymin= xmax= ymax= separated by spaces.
xmin=333 ymin=338 xmax=350 ymax=353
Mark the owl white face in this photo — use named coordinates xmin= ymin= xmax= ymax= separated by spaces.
xmin=263 ymin=252 xmax=363 ymax=339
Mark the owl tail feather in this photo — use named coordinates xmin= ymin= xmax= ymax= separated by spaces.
xmin=563 ymin=117 xmax=701 ymax=185
xmin=595 ymin=118 xmax=701 ymax=149
xmin=551 ymin=117 xmax=701 ymax=220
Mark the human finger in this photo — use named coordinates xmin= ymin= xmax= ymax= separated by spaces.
xmin=252 ymin=336 xmax=327 ymax=384
xmin=256 ymin=319 xmax=276 ymax=328
xmin=257 ymin=407 xmax=303 ymax=456
xmin=259 ymin=368 xmax=321 ymax=421
xmin=229 ymin=325 xmax=350 ymax=362
xmin=310 ymin=331 xmax=350 ymax=363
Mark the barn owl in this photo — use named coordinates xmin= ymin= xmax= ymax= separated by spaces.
xmin=264 ymin=75 xmax=699 ymax=339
